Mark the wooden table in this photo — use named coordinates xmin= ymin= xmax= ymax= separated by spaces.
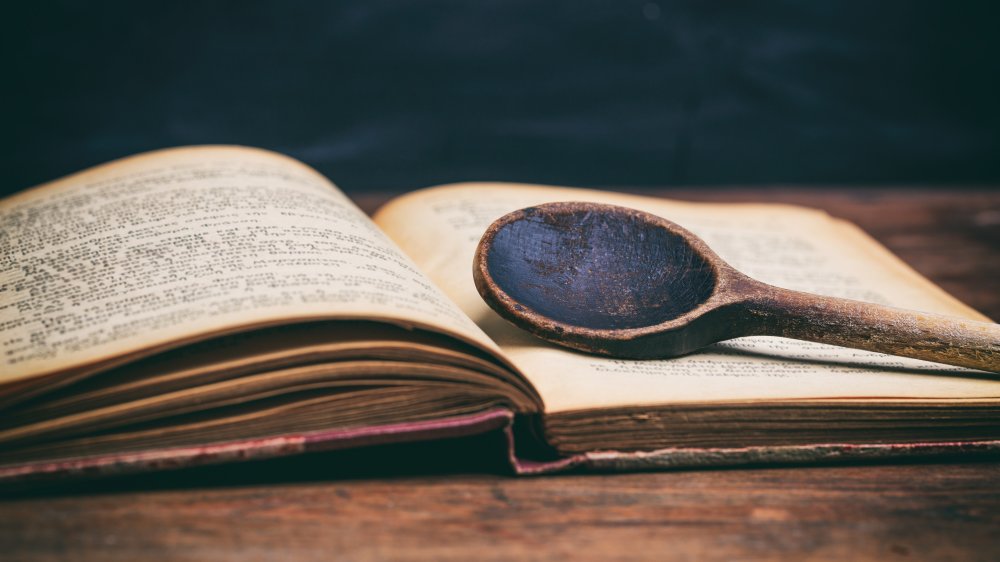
xmin=2 ymin=188 xmax=998 ymax=562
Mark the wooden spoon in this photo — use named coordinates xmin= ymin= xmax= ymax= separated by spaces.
xmin=473 ymin=201 xmax=1000 ymax=373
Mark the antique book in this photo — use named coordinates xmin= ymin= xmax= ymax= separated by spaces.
xmin=1 ymin=145 xmax=998 ymax=482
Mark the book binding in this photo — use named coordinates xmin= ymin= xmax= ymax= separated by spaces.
xmin=3 ymin=408 xmax=999 ymax=484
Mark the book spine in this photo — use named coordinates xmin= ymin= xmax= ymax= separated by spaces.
xmin=0 ymin=409 xmax=516 ymax=484
xmin=509 ymin=438 xmax=1000 ymax=474
xmin=3 ymin=409 xmax=997 ymax=482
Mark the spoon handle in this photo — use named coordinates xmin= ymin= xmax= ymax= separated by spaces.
xmin=741 ymin=284 xmax=1000 ymax=373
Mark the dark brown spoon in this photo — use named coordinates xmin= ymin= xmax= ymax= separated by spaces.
xmin=473 ymin=202 xmax=1000 ymax=373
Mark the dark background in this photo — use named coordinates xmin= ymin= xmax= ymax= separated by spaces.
xmin=8 ymin=1 xmax=1000 ymax=196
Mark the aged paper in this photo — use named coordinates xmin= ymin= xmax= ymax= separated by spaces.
xmin=0 ymin=147 xmax=499 ymax=384
xmin=376 ymin=183 xmax=1000 ymax=413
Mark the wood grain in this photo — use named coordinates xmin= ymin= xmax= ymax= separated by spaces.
xmin=2 ymin=460 xmax=999 ymax=562
xmin=2 ymin=188 xmax=998 ymax=562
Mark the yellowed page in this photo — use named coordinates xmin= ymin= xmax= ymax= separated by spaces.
xmin=375 ymin=183 xmax=1000 ymax=413
xmin=0 ymin=147 xmax=502 ymax=384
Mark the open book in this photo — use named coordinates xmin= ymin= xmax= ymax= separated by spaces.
xmin=2 ymin=146 xmax=998 ymax=482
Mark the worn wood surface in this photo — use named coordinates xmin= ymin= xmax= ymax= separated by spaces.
xmin=472 ymin=199 xmax=1000 ymax=370
xmin=3 ymin=188 xmax=999 ymax=561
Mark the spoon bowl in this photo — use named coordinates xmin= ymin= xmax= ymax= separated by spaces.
xmin=474 ymin=202 xmax=1000 ymax=372
xmin=483 ymin=203 xmax=717 ymax=329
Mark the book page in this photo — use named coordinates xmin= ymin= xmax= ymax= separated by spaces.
xmin=375 ymin=183 xmax=1000 ymax=413
xmin=0 ymin=147 xmax=502 ymax=385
